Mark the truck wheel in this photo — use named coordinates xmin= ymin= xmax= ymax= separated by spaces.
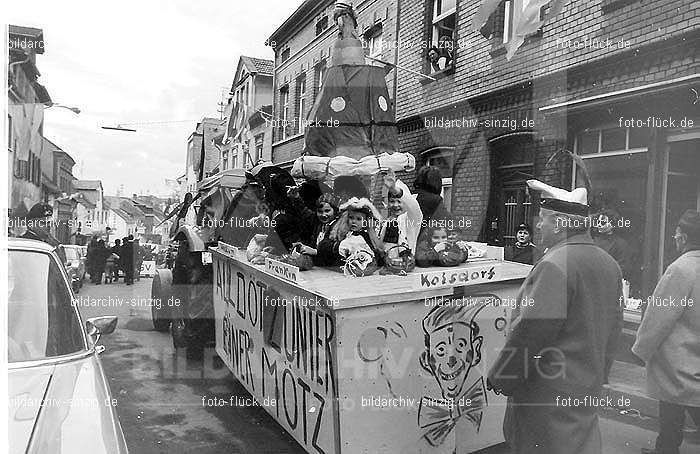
xmin=151 ymin=269 xmax=173 ymax=332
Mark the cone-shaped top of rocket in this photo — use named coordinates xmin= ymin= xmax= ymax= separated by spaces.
xmin=300 ymin=1 xmax=399 ymax=165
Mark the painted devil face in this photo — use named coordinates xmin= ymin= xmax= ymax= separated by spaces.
xmin=428 ymin=323 xmax=482 ymax=400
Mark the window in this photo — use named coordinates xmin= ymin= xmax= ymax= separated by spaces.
xmin=423 ymin=147 xmax=455 ymax=211
xmin=316 ymin=16 xmax=329 ymax=36
xmin=503 ymin=0 xmax=513 ymax=44
xmin=280 ymin=86 xmax=289 ymax=140
xmin=222 ymin=150 xmax=228 ymax=170
xmin=317 ymin=62 xmax=327 ymax=92
xmin=502 ymin=0 xmax=544 ymax=44
xmin=575 ymin=126 xmax=649 ymax=156
xmin=7 ymin=115 xmax=12 ymax=151
xmin=364 ymin=26 xmax=384 ymax=64
xmin=254 ymin=134 xmax=264 ymax=163
xmin=297 ymin=76 xmax=307 ymax=134
xmin=429 ymin=0 xmax=456 ymax=74
xmin=280 ymin=48 xmax=290 ymax=64
xmin=7 ymin=250 xmax=85 ymax=362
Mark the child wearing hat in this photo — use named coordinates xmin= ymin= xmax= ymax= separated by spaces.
xmin=336 ymin=197 xmax=384 ymax=276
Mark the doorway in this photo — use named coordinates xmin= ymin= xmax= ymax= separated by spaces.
xmin=659 ymin=137 xmax=700 ymax=272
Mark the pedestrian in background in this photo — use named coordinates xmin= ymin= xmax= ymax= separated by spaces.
xmin=134 ymin=239 xmax=143 ymax=282
xmin=92 ymin=239 xmax=109 ymax=285
xmin=121 ymin=235 xmax=135 ymax=285
xmin=86 ymin=237 xmax=99 ymax=283
xmin=111 ymin=239 xmax=122 ymax=282
xmin=633 ymin=209 xmax=700 ymax=454
xmin=488 ymin=180 xmax=623 ymax=454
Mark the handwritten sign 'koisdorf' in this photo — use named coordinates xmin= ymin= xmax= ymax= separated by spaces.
xmin=265 ymin=258 xmax=299 ymax=283
xmin=217 ymin=241 xmax=238 ymax=258
xmin=418 ymin=265 xmax=497 ymax=289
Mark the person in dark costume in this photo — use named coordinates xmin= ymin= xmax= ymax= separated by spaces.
xmin=487 ymin=179 xmax=623 ymax=454
xmin=21 ymin=203 xmax=66 ymax=263
xmin=92 ymin=239 xmax=109 ymax=285
xmin=111 ymin=239 xmax=122 ymax=282
xmin=505 ymin=223 xmax=537 ymax=265
xmin=592 ymin=209 xmax=633 ymax=279
xmin=121 ymin=235 xmax=135 ymax=285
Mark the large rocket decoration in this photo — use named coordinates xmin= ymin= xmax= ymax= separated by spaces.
xmin=292 ymin=1 xmax=415 ymax=180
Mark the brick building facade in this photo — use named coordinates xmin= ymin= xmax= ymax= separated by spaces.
xmin=394 ymin=0 xmax=699 ymax=298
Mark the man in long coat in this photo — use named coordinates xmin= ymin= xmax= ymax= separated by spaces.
xmin=487 ymin=180 xmax=623 ymax=454
xmin=633 ymin=209 xmax=700 ymax=454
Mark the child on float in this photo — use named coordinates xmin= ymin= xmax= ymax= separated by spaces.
xmin=378 ymin=169 xmax=423 ymax=258
xmin=337 ymin=198 xmax=384 ymax=276
xmin=416 ymin=223 xmax=469 ymax=268
xmin=292 ymin=193 xmax=341 ymax=266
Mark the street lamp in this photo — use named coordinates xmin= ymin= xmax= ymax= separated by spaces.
xmin=47 ymin=103 xmax=81 ymax=114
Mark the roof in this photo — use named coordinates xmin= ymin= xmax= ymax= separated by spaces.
xmin=73 ymin=180 xmax=103 ymax=191
xmin=8 ymin=25 xmax=45 ymax=55
xmin=241 ymin=56 xmax=274 ymax=76
xmin=267 ymin=0 xmax=329 ymax=46
xmin=8 ymin=237 xmax=55 ymax=252
xmin=75 ymin=197 xmax=96 ymax=210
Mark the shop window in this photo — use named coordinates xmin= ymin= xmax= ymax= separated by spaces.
xmin=316 ymin=16 xmax=329 ymax=36
xmin=423 ymin=146 xmax=455 ymax=211
xmin=427 ymin=0 xmax=456 ymax=74
xmin=280 ymin=86 xmax=289 ymax=140
xmin=297 ymin=76 xmax=307 ymax=134
xmin=601 ymin=128 xmax=626 ymax=152
xmin=575 ymin=126 xmax=649 ymax=156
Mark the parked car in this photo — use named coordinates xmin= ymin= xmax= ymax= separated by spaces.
xmin=7 ymin=238 xmax=128 ymax=454
xmin=61 ymin=244 xmax=86 ymax=292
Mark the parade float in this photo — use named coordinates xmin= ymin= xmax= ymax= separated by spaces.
xmin=210 ymin=3 xmax=532 ymax=453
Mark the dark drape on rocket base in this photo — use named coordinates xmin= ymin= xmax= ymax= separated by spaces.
xmin=303 ymin=65 xmax=398 ymax=161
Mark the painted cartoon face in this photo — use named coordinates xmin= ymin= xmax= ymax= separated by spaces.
xmin=516 ymin=229 xmax=530 ymax=244
xmin=430 ymin=228 xmax=448 ymax=245
xmin=348 ymin=210 xmax=367 ymax=232
xmin=316 ymin=203 xmax=336 ymax=224
xmin=429 ymin=323 xmax=477 ymax=399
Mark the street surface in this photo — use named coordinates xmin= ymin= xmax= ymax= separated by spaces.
xmin=77 ymin=279 xmax=698 ymax=454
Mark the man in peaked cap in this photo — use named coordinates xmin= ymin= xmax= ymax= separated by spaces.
xmin=487 ymin=180 xmax=623 ymax=454
xmin=22 ymin=202 xmax=66 ymax=262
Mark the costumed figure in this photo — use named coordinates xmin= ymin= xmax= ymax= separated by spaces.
xmin=487 ymin=178 xmax=623 ymax=454
xmin=336 ymin=197 xmax=383 ymax=277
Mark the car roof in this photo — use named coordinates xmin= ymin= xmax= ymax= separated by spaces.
xmin=8 ymin=238 xmax=57 ymax=253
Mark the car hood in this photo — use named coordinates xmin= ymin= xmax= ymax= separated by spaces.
xmin=8 ymin=354 xmax=128 ymax=454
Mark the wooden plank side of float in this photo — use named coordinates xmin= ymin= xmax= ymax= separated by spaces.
xmin=212 ymin=247 xmax=341 ymax=454
xmin=210 ymin=246 xmax=531 ymax=311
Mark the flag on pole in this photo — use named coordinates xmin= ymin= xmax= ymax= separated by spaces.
xmin=505 ymin=0 xmax=564 ymax=60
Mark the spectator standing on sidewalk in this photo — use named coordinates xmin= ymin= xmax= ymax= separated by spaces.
xmin=111 ymin=239 xmax=122 ymax=282
xmin=121 ymin=235 xmax=135 ymax=285
xmin=487 ymin=180 xmax=623 ymax=454
xmin=633 ymin=209 xmax=700 ymax=454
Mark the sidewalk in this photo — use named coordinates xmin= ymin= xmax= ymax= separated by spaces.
xmin=604 ymin=360 xmax=699 ymax=443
